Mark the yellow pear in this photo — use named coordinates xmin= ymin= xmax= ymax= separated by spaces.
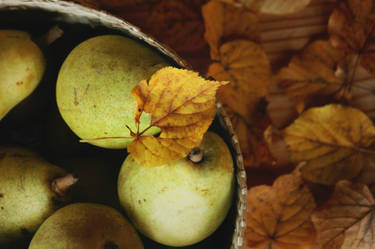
xmin=56 ymin=35 xmax=171 ymax=149
xmin=0 ymin=30 xmax=45 ymax=120
xmin=118 ymin=131 xmax=234 ymax=246
xmin=0 ymin=147 xmax=77 ymax=246
xmin=29 ymin=203 xmax=144 ymax=249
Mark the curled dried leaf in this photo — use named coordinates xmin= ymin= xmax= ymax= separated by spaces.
xmin=202 ymin=0 xmax=259 ymax=60
xmin=312 ymin=180 xmax=375 ymax=249
xmin=266 ymin=82 xmax=298 ymax=129
xmin=217 ymin=0 xmax=312 ymax=14
xmin=207 ymin=40 xmax=271 ymax=123
xmin=275 ymin=40 xmax=344 ymax=113
xmin=145 ymin=0 xmax=207 ymax=52
xmin=283 ymin=104 xmax=375 ymax=185
xmin=329 ymin=0 xmax=375 ymax=73
xmin=245 ymin=169 xmax=316 ymax=249
xmin=226 ymin=106 xmax=273 ymax=168
xmin=129 ymin=67 xmax=228 ymax=167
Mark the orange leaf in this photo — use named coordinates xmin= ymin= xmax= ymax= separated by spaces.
xmin=312 ymin=180 xmax=375 ymax=249
xmin=202 ymin=0 xmax=259 ymax=60
xmin=129 ymin=67 xmax=228 ymax=167
xmin=283 ymin=104 xmax=375 ymax=185
xmin=329 ymin=0 xmax=375 ymax=73
xmin=275 ymin=40 xmax=344 ymax=113
xmin=216 ymin=0 xmax=312 ymax=14
xmin=207 ymin=40 xmax=271 ymax=123
xmin=245 ymin=169 xmax=316 ymax=249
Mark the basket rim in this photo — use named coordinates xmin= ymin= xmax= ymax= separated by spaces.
xmin=0 ymin=1 xmax=247 ymax=248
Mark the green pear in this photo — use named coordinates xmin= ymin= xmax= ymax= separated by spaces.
xmin=0 ymin=30 xmax=45 ymax=120
xmin=56 ymin=35 xmax=171 ymax=149
xmin=118 ymin=131 xmax=234 ymax=247
xmin=29 ymin=203 xmax=144 ymax=249
xmin=0 ymin=147 xmax=77 ymax=246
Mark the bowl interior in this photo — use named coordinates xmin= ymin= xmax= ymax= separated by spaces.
xmin=0 ymin=2 xmax=246 ymax=249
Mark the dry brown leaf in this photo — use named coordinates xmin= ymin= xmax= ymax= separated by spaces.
xmin=225 ymin=106 xmax=274 ymax=168
xmin=312 ymin=180 xmax=375 ymax=249
xmin=266 ymin=82 xmax=298 ymax=129
xmin=275 ymin=40 xmax=344 ymax=113
xmin=217 ymin=0 xmax=312 ymax=14
xmin=143 ymin=0 xmax=207 ymax=52
xmin=329 ymin=0 xmax=375 ymax=73
xmin=129 ymin=67 xmax=228 ymax=167
xmin=245 ymin=169 xmax=316 ymax=249
xmin=264 ymin=125 xmax=291 ymax=168
xmin=202 ymin=0 xmax=259 ymax=60
xmin=347 ymin=65 xmax=375 ymax=120
xmin=207 ymin=40 xmax=271 ymax=123
xmin=283 ymin=104 xmax=375 ymax=185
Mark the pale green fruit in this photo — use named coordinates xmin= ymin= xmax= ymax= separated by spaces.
xmin=0 ymin=30 xmax=45 ymax=120
xmin=118 ymin=131 xmax=234 ymax=247
xmin=56 ymin=35 xmax=171 ymax=149
xmin=29 ymin=203 xmax=144 ymax=249
xmin=0 ymin=147 xmax=75 ymax=246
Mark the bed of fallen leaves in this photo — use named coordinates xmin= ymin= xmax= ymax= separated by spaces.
xmin=69 ymin=0 xmax=375 ymax=248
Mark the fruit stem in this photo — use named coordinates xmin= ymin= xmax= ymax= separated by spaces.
xmin=51 ymin=174 xmax=78 ymax=196
xmin=188 ymin=148 xmax=204 ymax=163
xmin=38 ymin=25 xmax=64 ymax=47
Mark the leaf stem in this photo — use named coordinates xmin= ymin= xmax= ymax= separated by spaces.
xmin=80 ymin=136 xmax=133 ymax=143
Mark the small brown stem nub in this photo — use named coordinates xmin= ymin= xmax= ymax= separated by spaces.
xmin=39 ymin=25 xmax=64 ymax=47
xmin=188 ymin=148 xmax=204 ymax=164
xmin=51 ymin=174 xmax=78 ymax=197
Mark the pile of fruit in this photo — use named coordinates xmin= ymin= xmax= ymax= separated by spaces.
xmin=0 ymin=13 xmax=237 ymax=249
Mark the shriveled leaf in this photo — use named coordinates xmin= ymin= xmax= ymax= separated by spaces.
xmin=355 ymin=153 xmax=375 ymax=187
xmin=283 ymin=104 xmax=375 ymax=185
xmin=312 ymin=180 xmax=375 ymax=249
xmin=207 ymin=40 xmax=271 ymax=123
xmin=266 ymin=82 xmax=298 ymax=129
xmin=348 ymin=65 xmax=375 ymax=120
xmin=202 ymin=0 xmax=259 ymax=60
xmin=129 ymin=67 xmax=228 ymax=167
xmin=264 ymin=125 xmax=291 ymax=168
xmin=245 ymin=169 xmax=316 ymax=249
xmin=144 ymin=0 xmax=207 ymax=52
xmin=217 ymin=0 xmax=312 ymax=14
xmin=225 ymin=106 xmax=274 ymax=168
xmin=275 ymin=40 xmax=344 ymax=113
xmin=329 ymin=0 xmax=375 ymax=73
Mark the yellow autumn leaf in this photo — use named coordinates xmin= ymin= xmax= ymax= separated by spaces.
xmin=129 ymin=67 xmax=228 ymax=167
xmin=207 ymin=40 xmax=271 ymax=123
xmin=245 ymin=169 xmax=316 ymax=249
xmin=312 ymin=180 xmax=375 ymax=249
xmin=217 ymin=0 xmax=312 ymax=14
xmin=283 ymin=104 xmax=375 ymax=185
xmin=202 ymin=0 xmax=259 ymax=60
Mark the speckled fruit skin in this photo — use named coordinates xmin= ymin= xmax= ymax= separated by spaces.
xmin=56 ymin=35 xmax=171 ymax=149
xmin=28 ymin=203 xmax=144 ymax=249
xmin=0 ymin=30 xmax=45 ymax=120
xmin=0 ymin=147 xmax=68 ymax=246
xmin=118 ymin=131 xmax=234 ymax=247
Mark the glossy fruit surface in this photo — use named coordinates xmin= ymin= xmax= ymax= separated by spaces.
xmin=56 ymin=35 xmax=171 ymax=149
xmin=0 ymin=30 xmax=45 ymax=120
xmin=118 ymin=131 xmax=234 ymax=246
xmin=28 ymin=203 xmax=144 ymax=249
